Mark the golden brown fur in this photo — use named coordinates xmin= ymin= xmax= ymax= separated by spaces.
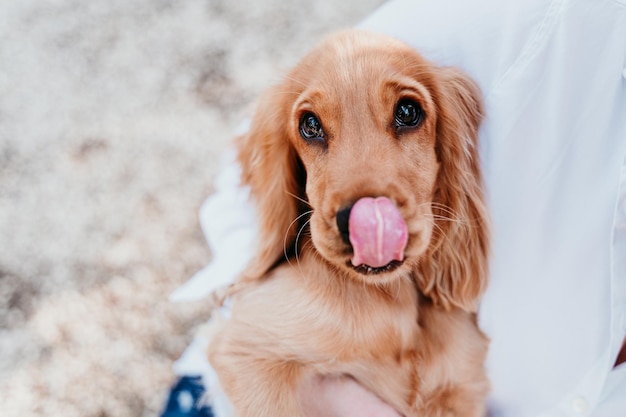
xmin=208 ymin=29 xmax=490 ymax=417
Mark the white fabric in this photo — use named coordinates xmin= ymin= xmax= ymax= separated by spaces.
xmin=361 ymin=0 xmax=626 ymax=416
xmin=169 ymin=148 xmax=258 ymax=303
xmin=173 ymin=0 xmax=626 ymax=416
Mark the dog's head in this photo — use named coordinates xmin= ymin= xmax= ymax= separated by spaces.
xmin=237 ymin=30 xmax=489 ymax=312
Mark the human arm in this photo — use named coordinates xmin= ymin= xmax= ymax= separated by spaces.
xmin=299 ymin=375 xmax=402 ymax=417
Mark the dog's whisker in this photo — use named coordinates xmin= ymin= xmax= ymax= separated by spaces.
xmin=422 ymin=215 xmax=454 ymax=249
xmin=428 ymin=202 xmax=461 ymax=217
xmin=297 ymin=242 xmax=314 ymax=265
xmin=282 ymin=75 xmax=310 ymax=89
xmin=273 ymin=90 xmax=306 ymax=98
xmin=284 ymin=210 xmax=314 ymax=268
xmin=431 ymin=214 xmax=469 ymax=225
xmin=285 ymin=190 xmax=312 ymax=209
xmin=425 ymin=202 xmax=477 ymax=226
xmin=429 ymin=202 xmax=484 ymax=228
xmin=294 ymin=218 xmax=311 ymax=260
xmin=300 ymin=240 xmax=319 ymax=266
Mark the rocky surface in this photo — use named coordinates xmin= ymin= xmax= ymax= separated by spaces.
xmin=0 ymin=1 xmax=384 ymax=416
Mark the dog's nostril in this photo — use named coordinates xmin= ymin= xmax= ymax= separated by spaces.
xmin=336 ymin=205 xmax=352 ymax=246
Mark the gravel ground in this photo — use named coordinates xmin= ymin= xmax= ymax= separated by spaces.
xmin=0 ymin=1 xmax=385 ymax=416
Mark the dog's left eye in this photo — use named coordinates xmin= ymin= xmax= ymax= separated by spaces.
xmin=299 ymin=112 xmax=325 ymax=142
xmin=394 ymin=99 xmax=424 ymax=129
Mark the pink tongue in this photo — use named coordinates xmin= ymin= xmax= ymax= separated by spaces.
xmin=348 ymin=197 xmax=408 ymax=268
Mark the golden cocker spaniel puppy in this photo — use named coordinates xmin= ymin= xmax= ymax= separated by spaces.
xmin=208 ymin=29 xmax=490 ymax=417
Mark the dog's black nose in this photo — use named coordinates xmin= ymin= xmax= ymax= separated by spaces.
xmin=336 ymin=205 xmax=353 ymax=246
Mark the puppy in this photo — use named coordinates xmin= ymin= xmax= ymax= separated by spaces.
xmin=208 ymin=29 xmax=490 ymax=417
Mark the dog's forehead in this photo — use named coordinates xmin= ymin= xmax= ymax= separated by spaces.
xmin=338 ymin=33 xmax=423 ymax=67
xmin=290 ymin=31 xmax=435 ymax=100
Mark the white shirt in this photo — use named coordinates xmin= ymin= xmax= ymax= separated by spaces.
xmin=361 ymin=0 xmax=626 ymax=416
xmin=173 ymin=1 xmax=626 ymax=416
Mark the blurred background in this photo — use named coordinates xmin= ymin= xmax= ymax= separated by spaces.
xmin=0 ymin=1 xmax=385 ymax=416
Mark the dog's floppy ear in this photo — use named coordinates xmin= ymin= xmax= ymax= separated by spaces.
xmin=417 ymin=67 xmax=490 ymax=312
xmin=237 ymin=85 xmax=305 ymax=282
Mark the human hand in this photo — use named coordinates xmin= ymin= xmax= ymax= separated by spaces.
xmin=299 ymin=375 xmax=402 ymax=417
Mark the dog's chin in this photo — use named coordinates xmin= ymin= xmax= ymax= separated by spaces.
xmin=329 ymin=257 xmax=412 ymax=286
xmin=312 ymin=234 xmax=417 ymax=285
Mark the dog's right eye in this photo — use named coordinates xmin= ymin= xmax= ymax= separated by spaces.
xmin=394 ymin=99 xmax=424 ymax=129
xmin=299 ymin=113 xmax=325 ymax=143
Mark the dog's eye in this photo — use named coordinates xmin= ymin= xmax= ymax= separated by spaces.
xmin=299 ymin=113 xmax=325 ymax=142
xmin=394 ymin=99 xmax=424 ymax=128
